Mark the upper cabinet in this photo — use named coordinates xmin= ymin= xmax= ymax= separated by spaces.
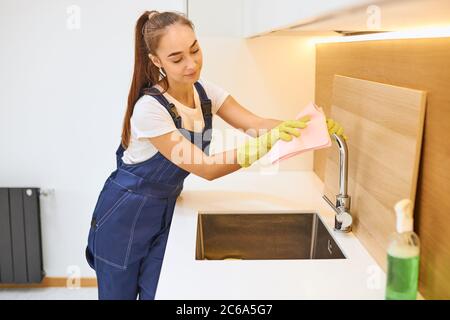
xmin=242 ymin=0 xmax=450 ymax=38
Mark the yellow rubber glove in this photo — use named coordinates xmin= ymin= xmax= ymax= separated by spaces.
xmin=326 ymin=118 xmax=348 ymax=141
xmin=237 ymin=116 xmax=310 ymax=168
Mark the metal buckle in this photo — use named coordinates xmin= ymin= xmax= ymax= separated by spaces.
xmin=201 ymin=100 xmax=212 ymax=117
xmin=169 ymin=103 xmax=179 ymax=118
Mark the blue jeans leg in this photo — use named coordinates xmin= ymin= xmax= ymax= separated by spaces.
xmin=95 ymin=258 xmax=140 ymax=300
xmin=138 ymin=228 xmax=171 ymax=300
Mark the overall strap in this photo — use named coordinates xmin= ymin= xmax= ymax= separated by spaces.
xmin=114 ymin=86 xmax=181 ymax=168
xmin=141 ymin=86 xmax=182 ymax=128
xmin=193 ymin=82 xmax=213 ymax=156
xmin=115 ymin=83 xmax=211 ymax=169
xmin=141 ymin=82 xmax=213 ymax=128
xmin=194 ymin=82 xmax=212 ymax=121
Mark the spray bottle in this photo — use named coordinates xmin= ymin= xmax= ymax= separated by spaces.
xmin=385 ymin=199 xmax=420 ymax=300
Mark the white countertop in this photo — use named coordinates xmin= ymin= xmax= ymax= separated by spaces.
xmin=155 ymin=171 xmax=387 ymax=299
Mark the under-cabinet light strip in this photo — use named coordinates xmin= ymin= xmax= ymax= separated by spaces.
xmin=311 ymin=26 xmax=450 ymax=44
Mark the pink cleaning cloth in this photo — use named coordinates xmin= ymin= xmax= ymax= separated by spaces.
xmin=267 ymin=102 xmax=332 ymax=164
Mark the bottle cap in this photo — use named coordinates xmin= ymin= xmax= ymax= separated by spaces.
xmin=394 ymin=199 xmax=414 ymax=233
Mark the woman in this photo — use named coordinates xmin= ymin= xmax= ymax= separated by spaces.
xmin=85 ymin=10 xmax=345 ymax=300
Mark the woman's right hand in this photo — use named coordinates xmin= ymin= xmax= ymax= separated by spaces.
xmin=237 ymin=116 xmax=310 ymax=168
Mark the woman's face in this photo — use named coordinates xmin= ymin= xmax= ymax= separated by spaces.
xmin=150 ymin=23 xmax=203 ymax=86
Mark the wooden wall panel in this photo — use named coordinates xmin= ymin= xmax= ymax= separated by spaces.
xmin=323 ymin=75 xmax=426 ymax=274
xmin=314 ymin=38 xmax=450 ymax=299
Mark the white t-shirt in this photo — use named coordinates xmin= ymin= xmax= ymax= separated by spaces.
xmin=122 ymin=77 xmax=229 ymax=165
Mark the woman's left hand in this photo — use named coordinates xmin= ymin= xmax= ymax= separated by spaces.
xmin=326 ymin=118 xmax=348 ymax=141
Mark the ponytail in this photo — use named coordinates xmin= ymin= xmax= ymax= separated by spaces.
xmin=120 ymin=10 xmax=194 ymax=149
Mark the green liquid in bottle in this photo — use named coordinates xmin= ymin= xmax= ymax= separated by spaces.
xmin=385 ymin=254 xmax=419 ymax=300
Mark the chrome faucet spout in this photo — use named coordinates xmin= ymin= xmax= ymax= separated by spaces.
xmin=323 ymin=133 xmax=353 ymax=233
xmin=335 ymin=134 xmax=348 ymax=197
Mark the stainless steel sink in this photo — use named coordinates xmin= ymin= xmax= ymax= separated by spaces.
xmin=196 ymin=211 xmax=346 ymax=260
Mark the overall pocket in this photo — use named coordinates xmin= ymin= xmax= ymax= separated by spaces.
xmin=93 ymin=186 xmax=148 ymax=270
xmin=86 ymin=178 xmax=116 ymax=265
xmin=95 ymin=190 xmax=131 ymax=230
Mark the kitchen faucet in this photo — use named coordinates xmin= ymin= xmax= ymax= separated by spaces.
xmin=323 ymin=133 xmax=353 ymax=233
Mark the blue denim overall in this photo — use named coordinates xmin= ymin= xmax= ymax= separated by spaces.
xmin=85 ymin=81 xmax=212 ymax=300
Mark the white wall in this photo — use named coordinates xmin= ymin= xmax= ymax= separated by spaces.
xmin=0 ymin=0 xmax=186 ymax=278
xmin=0 ymin=0 xmax=315 ymax=279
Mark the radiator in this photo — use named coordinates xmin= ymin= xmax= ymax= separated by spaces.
xmin=0 ymin=188 xmax=44 ymax=283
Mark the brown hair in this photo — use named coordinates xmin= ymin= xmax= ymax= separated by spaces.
xmin=121 ymin=10 xmax=195 ymax=149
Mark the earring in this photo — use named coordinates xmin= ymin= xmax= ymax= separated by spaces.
xmin=159 ymin=67 xmax=166 ymax=78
